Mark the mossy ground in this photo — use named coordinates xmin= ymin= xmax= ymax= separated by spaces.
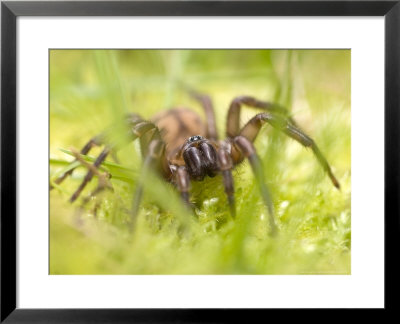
xmin=50 ymin=50 xmax=351 ymax=274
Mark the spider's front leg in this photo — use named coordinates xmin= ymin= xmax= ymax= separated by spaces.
xmin=226 ymin=96 xmax=297 ymax=138
xmin=239 ymin=112 xmax=340 ymax=189
xmin=172 ymin=142 xmax=236 ymax=219
xmin=226 ymin=96 xmax=340 ymax=189
xmin=225 ymin=96 xmax=340 ymax=235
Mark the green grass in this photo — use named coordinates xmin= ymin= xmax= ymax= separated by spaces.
xmin=50 ymin=49 xmax=351 ymax=274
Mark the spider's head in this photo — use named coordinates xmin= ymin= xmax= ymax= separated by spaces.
xmin=182 ymin=135 xmax=219 ymax=180
xmin=187 ymin=135 xmax=204 ymax=143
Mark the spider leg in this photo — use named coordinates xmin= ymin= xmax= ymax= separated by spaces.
xmin=50 ymin=135 xmax=103 ymax=189
xmin=175 ymin=166 xmax=191 ymax=206
xmin=69 ymin=148 xmax=114 ymax=214
xmin=130 ymin=139 xmax=165 ymax=230
xmin=51 ymin=115 xmax=136 ymax=190
xmin=234 ymin=136 xmax=277 ymax=235
xmin=239 ymin=112 xmax=340 ymax=189
xmin=69 ymin=117 xmax=167 ymax=203
xmin=69 ymin=147 xmax=111 ymax=202
xmin=217 ymin=147 xmax=235 ymax=218
xmin=226 ymin=96 xmax=297 ymax=138
xmin=188 ymin=89 xmax=219 ymax=140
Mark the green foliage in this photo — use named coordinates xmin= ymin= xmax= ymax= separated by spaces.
xmin=50 ymin=49 xmax=351 ymax=274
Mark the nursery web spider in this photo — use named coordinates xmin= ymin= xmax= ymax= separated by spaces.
xmin=52 ymin=91 xmax=340 ymax=235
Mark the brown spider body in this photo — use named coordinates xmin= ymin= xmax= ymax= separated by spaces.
xmin=151 ymin=108 xmax=243 ymax=184
xmin=52 ymin=91 xmax=340 ymax=235
xmin=152 ymin=108 xmax=208 ymax=158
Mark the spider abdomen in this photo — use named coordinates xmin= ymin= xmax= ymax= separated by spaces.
xmin=152 ymin=108 xmax=207 ymax=158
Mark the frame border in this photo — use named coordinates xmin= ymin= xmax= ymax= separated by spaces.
xmin=1 ymin=0 xmax=399 ymax=322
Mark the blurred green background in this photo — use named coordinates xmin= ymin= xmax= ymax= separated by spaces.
xmin=50 ymin=49 xmax=351 ymax=274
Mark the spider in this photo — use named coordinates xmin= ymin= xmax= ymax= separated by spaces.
xmin=52 ymin=91 xmax=340 ymax=234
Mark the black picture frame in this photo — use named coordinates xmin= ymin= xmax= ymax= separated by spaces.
xmin=1 ymin=0 xmax=399 ymax=322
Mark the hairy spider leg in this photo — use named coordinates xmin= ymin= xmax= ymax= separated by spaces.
xmin=188 ymin=90 xmax=219 ymax=141
xmin=217 ymin=147 xmax=236 ymax=218
xmin=51 ymin=125 xmax=123 ymax=191
xmin=239 ymin=112 xmax=340 ymax=189
xmin=50 ymin=135 xmax=104 ymax=189
xmin=234 ymin=136 xmax=277 ymax=236
xmin=69 ymin=147 xmax=111 ymax=202
xmin=69 ymin=117 xmax=166 ymax=203
xmin=226 ymin=96 xmax=297 ymax=138
xmin=69 ymin=148 xmax=113 ymax=215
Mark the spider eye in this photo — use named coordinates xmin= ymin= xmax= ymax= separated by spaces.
xmin=187 ymin=135 xmax=203 ymax=143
